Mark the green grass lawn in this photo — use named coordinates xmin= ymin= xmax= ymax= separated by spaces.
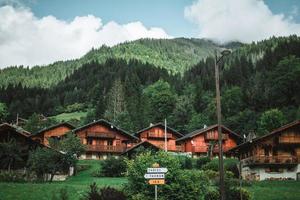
xmin=0 ymin=160 xmax=127 ymax=200
xmin=1 ymin=161 xmax=300 ymax=200
xmin=50 ymin=111 xmax=87 ymax=122
xmin=246 ymin=180 xmax=300 ymax=200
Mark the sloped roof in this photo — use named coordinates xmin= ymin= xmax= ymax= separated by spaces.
xmin=0 ymin=123 xmax=31 ymax=138
xmin=121 ymin=140 xmax=161 ymax=155
xmin=33 ymin=122 xmax=75 ymax=136
xmin=176 ymin=124 xmax=241 ymax=142
xmin=135 ymin=122 xmax=183 ymax=138
xmin=229 ymin=120 xmax=300 ymax=153
xmin=72 ymin=119 xmax=138 ymax=140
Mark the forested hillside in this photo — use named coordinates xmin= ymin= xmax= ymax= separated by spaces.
xmin=0 ymin=38 xmax=225 ymax=88
xmin=0 ymin=36 xmax=299 ymax=137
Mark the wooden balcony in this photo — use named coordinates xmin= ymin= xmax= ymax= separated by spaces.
xmin=204 ymin=132 xmax=228 ymax=140
xmin=86 ymin=145 xmax=126 ymax=153
xmin=241 ymin=155 xmax=299 ymax=166
xmin=86 ymin=132 xmax=116 ymax=139
xmin=148 ymin=132 xmax=172 ymax=139
xmin=278 ymin=136 xmax=300 ymax=144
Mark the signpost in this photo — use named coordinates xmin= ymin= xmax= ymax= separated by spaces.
xmin=144 ymin=163 xmax=167 ymax=200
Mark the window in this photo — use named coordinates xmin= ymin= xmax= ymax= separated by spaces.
xmin=87 ymin=138 xmax=93 ymax=145
xmin=265 ymin=167 xmax=283 ymax=173
xmin=107 ymin=139 xmax=113 ymax=146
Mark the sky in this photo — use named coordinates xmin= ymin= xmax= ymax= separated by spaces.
xmin=0 ymin=0 xmax=300 ymax=68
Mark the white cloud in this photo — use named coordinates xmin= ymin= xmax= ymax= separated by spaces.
xmin=184 ymin=0 xmax=300 ymax=43
xmin=0 ymin=5 xmax=171 ymax=68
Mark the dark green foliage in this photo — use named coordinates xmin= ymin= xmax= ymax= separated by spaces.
xmin=196 ymin=157 xmax=211 ymax=169
xmin=100 ymin=157 xmax=127 ymax=177
xmin=0 ymin=102 xmax=8 ymax=122
xmin=27 ymin=147 xmax=70 ymax=182
xmin=0 ymin=138 xmax=23 ymax=171
xmin=204 ymin=187 xmax=220 ymax=200
xmin=180 ymin=156 xmax=194 ymax=169
xmin=0 ymin=171 xmax=26 ymax=182
xmin=83 ymin=183 xmax=126 ymax=200
xmin=228 ymin=187 xmax=251 ymax=200
xmin=24 ymin=113 xmax=58 ymax=134
xmin=125 ymin=151 xmax=210 ymax=200
xmin=1 ymin=36 xmax=300 ymax=136
xmin=258 ymin=108 xmax=287 ymax=136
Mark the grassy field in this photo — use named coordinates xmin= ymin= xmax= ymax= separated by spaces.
xmin=50 ymin=111 xmax=87 ymax=122
xmin=0 ymin=160 xmax=127 ymax=200
xmin=246 ymin=180 xmax=300 ymax=200
xmin=1 ymin=160 xmax=300 ymax=200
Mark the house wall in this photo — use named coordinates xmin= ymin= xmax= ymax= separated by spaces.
xmin=75 ymin=123 xmax=136 ymax=159
xmin=139 ymin=126 xmax=179 ymax=151
xmin=31 ymin=125 xmax=72 ymax=145
xmin=178 ymin=128 xmax=239 ymax=155
xmin=242 ymin=165 xmax=300 ymax=181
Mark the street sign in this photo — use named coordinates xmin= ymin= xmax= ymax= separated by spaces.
xmin=149 ymin=179 xmax=165 ymax=185
xmin=147 ymin=168 xmax=168 ymax=173
xmin=144 ymin=173 xmax=165 ymax=179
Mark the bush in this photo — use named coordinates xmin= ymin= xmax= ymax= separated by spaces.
xmin=82 ymin=183 xmax=126 ymax=200
xmin=0 ymin=171 xmax=26 ymax=182
xmin=180 ymin=156 xmax=194 ymax=169
xmin=76 ymin=164 xmax=91 ymax=173
xmin=125 ymin=151 xmax=210 ymax=200
xmin=228 ymin=187 xmax=251 ymax=200
xmin=202 ymin=159 xmax=219 ymax=171
xmin=204 ymin=187 xmax=220 ymax=200
xmin=196 ymin=157 xmax=211 ymax=169
xmin=100 ymin=157 xmax=126 ymax=177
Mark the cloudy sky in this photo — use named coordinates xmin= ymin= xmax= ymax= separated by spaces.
xmin=0 ymin=0 xmax=300 ymax=68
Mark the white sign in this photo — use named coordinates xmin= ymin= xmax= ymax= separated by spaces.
xmin=144 ymin=173 xmax=165 ymax=179
xmin=147 ymin=168 xmax=168 ymax=173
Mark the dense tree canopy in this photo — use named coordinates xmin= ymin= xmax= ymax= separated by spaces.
xmin=0 ymin=36 xmax=300 ymax=137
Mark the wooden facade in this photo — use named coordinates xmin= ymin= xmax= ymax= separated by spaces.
xmin=31 ymin=122 xmax=75 ymax=146
xmin=0 ymin=123 xmax=41 ymax=170
xmin=135 ymin=123 xmax=183 ymax=152
xmin=176 ymin=125 xmax=241 ymax=157
xmin=229 ymin=120 xmax=300 ymax=181
xmin=73 ymin=119 xmax=138 ymax=159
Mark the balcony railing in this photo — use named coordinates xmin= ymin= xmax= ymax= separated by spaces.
xmin=241 ymin=155 xmax=299 ymax=166
xmin=205 ymin=133 xmax=228 ymax=140
xmin=148 ymin=132 xmax=172 ymax=139
xmin=86 ymin=145 xmax=127 ymax=153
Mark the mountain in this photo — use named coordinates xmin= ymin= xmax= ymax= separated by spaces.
xmin=0 ymin=38 xmax=227 ymax=88
xmin=0 ymin=35 xmax=299 ymax=136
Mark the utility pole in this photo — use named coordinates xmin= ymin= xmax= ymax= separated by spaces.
xmin=214 ymin=50 xmax=231 ymax=200
xmin=164 ymin=119 xmax=167 ymax=152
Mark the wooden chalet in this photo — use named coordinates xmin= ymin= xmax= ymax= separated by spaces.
xmin=72 ymin=119 xmax=138 ymax=159
xmin=0 ymin=123 xmax=41 ymax=170
xmin=121 ymin=140 xmax=161 ymax=158
xmin=135 ymin=123 xmax=183 ymax=152
xmin=176 ymin=124 xmax=242 ymax=157
xmin=229 ymin=120 xmax=300 ymax=181
xmin=31 ymin=122 xmax=75 ymax=145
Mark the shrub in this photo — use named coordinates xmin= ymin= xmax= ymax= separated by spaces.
xmin=228 ymin=187 xmax=251 ymax=200
xmin=204 ymin=187 xmax=220 ymax=200
xmin=82 ymin=183 xmax=126 ymax=200
xmin=100 ymin=157 xmax=126 ymax=177
xmin=202 ymin=159 xmax=219 ymax=171
xmin=0 ymin=171 xmax=26 ymax=182
xmin=196 ymin=157 xmax=211 ymax=169
xmin=180 ymin=156 xmax=194 ymax=169
xmin=125 ymin=151 xmax=210 ymax=200
xmin=76 ymin=164 xmax=91 ymax=173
